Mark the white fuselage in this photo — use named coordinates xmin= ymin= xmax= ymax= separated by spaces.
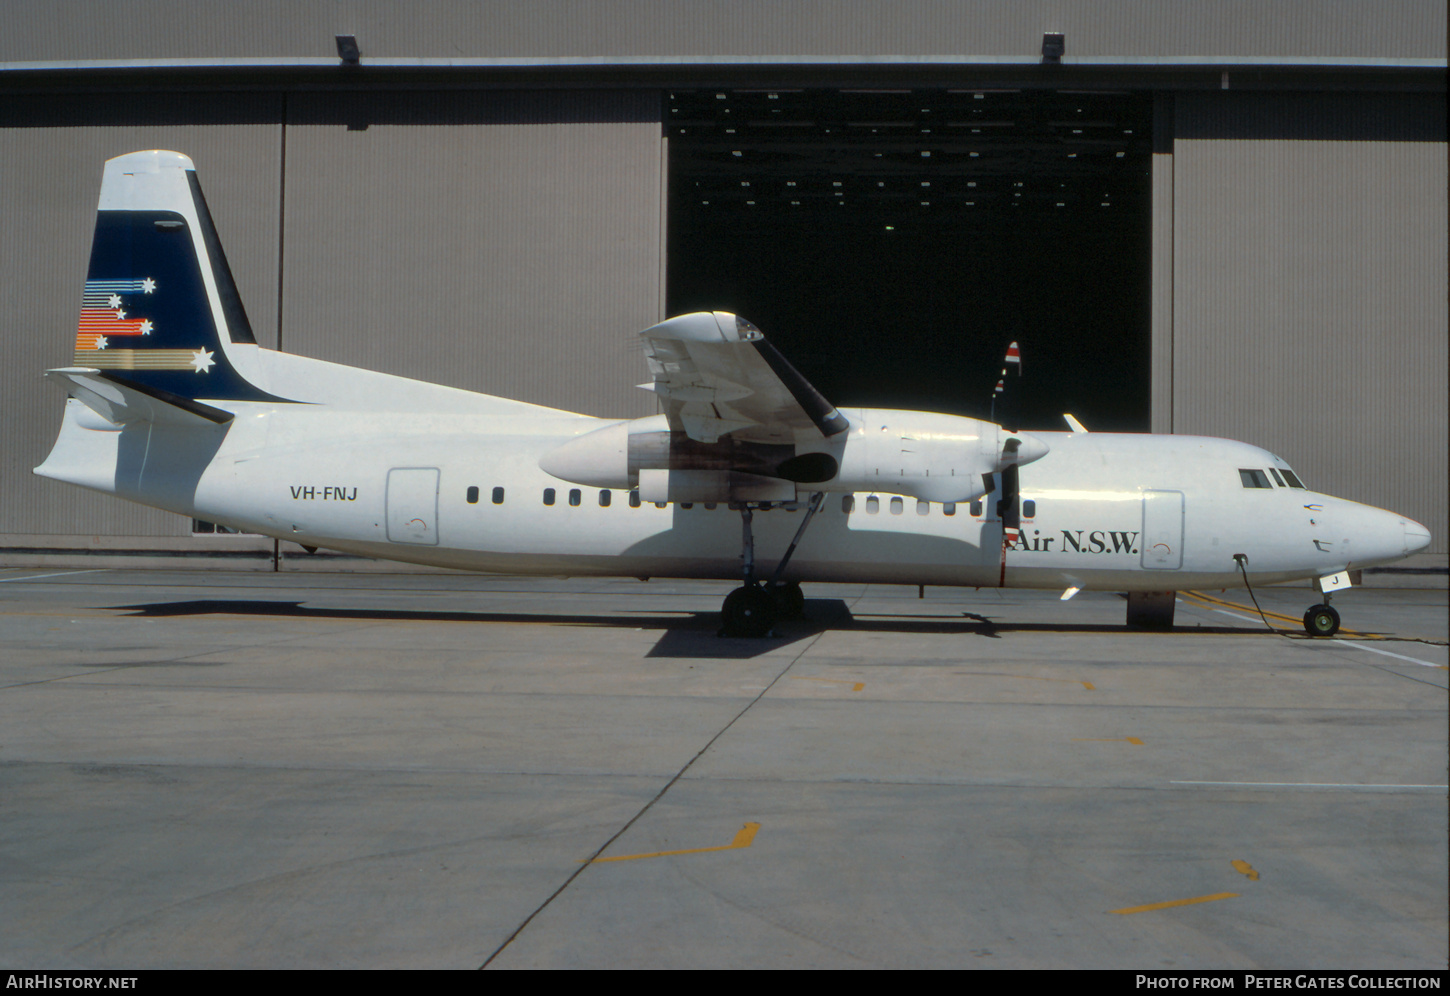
xmin=40 ymin=151 xmax=1429 ymax=601
xmin=40 ymin=362 xmax=1422 ymax=593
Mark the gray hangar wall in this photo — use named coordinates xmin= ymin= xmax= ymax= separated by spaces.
xmin=1156 ymin=92 xmax=1447 ymax=556
xmin=0 ymin=90 xmax=663 ymax=567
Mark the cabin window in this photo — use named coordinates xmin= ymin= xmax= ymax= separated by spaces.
xmin=969 ymin=499 xmax=982 ymax=517
xmin=1239 ymin=469 xmax=1272 ymax=489
xmin=681 ymin=502 xmax=694 ymax=509
xmin=866 ymin=496 xmax=880 ymax=514
xmin=703 ymin=502 xmax=717 ymax=510
xmin=466 ymin=486 xmax=479 ymax=504
xmin=1281 ymin=468 xmax=1306 ymax=489
xmin=890 ymin=496 xmax=904 ymax=515
xmin=916 ymin=500 xmax=930 ymax=516
xmin=654 ymin=501 xmax=667 ymax=509
xmin=491 ymin=487 xmax=505 ymax=504
xmin=599 ymin=490 xmax=611 ymax=507
xmin=943 ymin=502 xmax=956 ymax=516
xmin=543 ymin=488 xmax=555 ymax=506
xmin=1268 ymin=468 xmax=1286 ymax=487
xmin=1022 ymin=499 xmax=1037 ymax=518
xmin=569 ymin=488 xmax=581 ymax=506
xmin=841 ymin=495 xmax=855 ymax=514
xmin=629 ymin=489 xmax=641 ymax=508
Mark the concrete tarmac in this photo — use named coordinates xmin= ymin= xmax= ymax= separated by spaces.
xmin=1 ymin=569 xmax=1444 ymax=969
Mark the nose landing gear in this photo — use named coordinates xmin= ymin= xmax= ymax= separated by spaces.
xmin=1303 ymin=570 xmax=1352 ymax=637
xmin=719 ymin=493 xmax=823 ymax=637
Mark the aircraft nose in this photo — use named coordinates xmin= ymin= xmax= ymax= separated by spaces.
xmin=1403 ymin=518 xmax=1432 ymax=555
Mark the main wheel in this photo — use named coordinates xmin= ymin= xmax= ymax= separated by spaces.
xmin=721 ymin=585 xmax=777 ymax=638
xmin=769 ymin=581 xmax=806 ymax=620
xmin=1302 ymin=603 xmax=1341 ymax=637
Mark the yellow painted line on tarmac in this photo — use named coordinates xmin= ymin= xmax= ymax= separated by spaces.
xmin=1182 ymin=590 xmax=1375 ymax=637
xmin=1184 ymin=592 xmax=1444 ymax=653
xmin=1182 ymin=591 xmax=1312 ymax=628
xmin=790 ymin=676 xmax=865 ymax=691
xmin=1111 ymin=892 xmax=1239 ymax=915
xmin=588 ymin=822 xmax=760 ymax=864
xmin=1232 ymin=860 xmax=1260 ymax=880
xmin=1181 ymin=590 xmax=1302 ymax=625
xmin=1073 ymin=737 xmax=1144 ymax=745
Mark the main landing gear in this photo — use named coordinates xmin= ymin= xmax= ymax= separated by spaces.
xmin=719 ymin=493 xmax=823 ymax=638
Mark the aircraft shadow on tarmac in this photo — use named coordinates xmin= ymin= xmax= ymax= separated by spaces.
xmin=113 ymin=598 xmax=1259 ymax=661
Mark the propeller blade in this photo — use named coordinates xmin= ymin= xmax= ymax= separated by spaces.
xmin=998 ymin=464 xmax=1021 ymax=545
xmin=997 ymin=438 xmax=1022 ymax=544
xmin=987 ymin=342 xmax=1026 ymax=546
xmin=990 ymin=340 xmax=1022 ymax=430
xmin=1004 ymin=340 xmax=1021 ymax=373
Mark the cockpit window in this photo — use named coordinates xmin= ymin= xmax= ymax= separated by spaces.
xmin=1268 ymin=467 xmax=1285 ymax=487
xmin=1280 ymin=468 xmax=1306 ymax=489
xmin=1239 ymin=469 xmax=1273 ymax=489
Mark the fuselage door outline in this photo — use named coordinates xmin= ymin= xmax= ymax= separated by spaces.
xmin=386 ymin=467 xmax=440 ymax=546
xmin=1141 ymin=489 xmax=1184 ymax=570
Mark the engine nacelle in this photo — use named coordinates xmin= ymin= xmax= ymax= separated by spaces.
xmin=538 ymin=420 xmax=635 ymax=490
xmin=819 ymin=409 xmax=1047 ymax=503
xmin=637 ymin=469 xmax=795 ymax=503
xmin=539 ymin=414 xmax=839 ymax=501
xmin=539 ymin=409 xmax=1047 ymax=504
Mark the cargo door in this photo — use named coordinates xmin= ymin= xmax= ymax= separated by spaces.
xmin=386 ymin=468 xmax=440 ymax=545
xmin=1140 ymin=489 xmax=1183 ymax=569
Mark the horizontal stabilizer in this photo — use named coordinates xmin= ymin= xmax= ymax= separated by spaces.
xmin=45 ymin=367 xmax=234 ymax=426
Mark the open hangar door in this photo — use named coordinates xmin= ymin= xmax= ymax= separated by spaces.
xmin=666 ymin=88 xmax=1153 ymax=431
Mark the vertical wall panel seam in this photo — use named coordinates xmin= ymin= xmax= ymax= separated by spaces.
xmin=274 ymin=90 xmax=287 ymax=570
xmin=276 ymin=91 xmax=287 ymax=353
xmin=657 ymin=124 xmax=669 ymax=416
xmin=658 ymin=128 xmax=669 ymax=324
xmin=1161 ymin=93 xmax=1175 ymax=435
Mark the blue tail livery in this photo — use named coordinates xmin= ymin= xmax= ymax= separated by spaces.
xmin=68 ymin=150 xmax=293 ymax=405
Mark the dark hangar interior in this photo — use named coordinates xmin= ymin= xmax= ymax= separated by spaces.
xmin=667 ymin=88 xmax=1154 ymax=431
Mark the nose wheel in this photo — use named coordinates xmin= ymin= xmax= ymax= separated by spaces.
xmin=1303 ymin=603 xmax=1341 ymax=637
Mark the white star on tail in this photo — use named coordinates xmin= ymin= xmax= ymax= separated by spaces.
xmin=108 ymin=294 xmax=122 ymax=309
xmin=140 ymin=319 xmax=153 ymax=335
xmin=95 ymin=336 xmax=108 ymax=350
xmin=190 ymin=348 xmax=215 ymax=373
xmin=142 ymin=278 xmax=156 ymax=293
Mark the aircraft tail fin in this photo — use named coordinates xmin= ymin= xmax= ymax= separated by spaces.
xmin=70 ymin=150 xmax=291 ymax=404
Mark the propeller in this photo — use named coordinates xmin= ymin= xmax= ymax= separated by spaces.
xmin=997 ymin=438 xmax=1022 ymax=546
xmin=990 ymin=341 xmax=1024 ymax=547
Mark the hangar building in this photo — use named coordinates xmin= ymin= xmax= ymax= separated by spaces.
xmin=1 ymin=2 xmax=1444 ymax=574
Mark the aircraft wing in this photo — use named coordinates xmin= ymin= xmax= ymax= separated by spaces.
xmin=638 ymin=312 xmax=849 ymax=444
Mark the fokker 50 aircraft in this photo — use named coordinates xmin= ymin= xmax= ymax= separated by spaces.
xmin=36 ymin=151 xmax=1432 ymax=637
